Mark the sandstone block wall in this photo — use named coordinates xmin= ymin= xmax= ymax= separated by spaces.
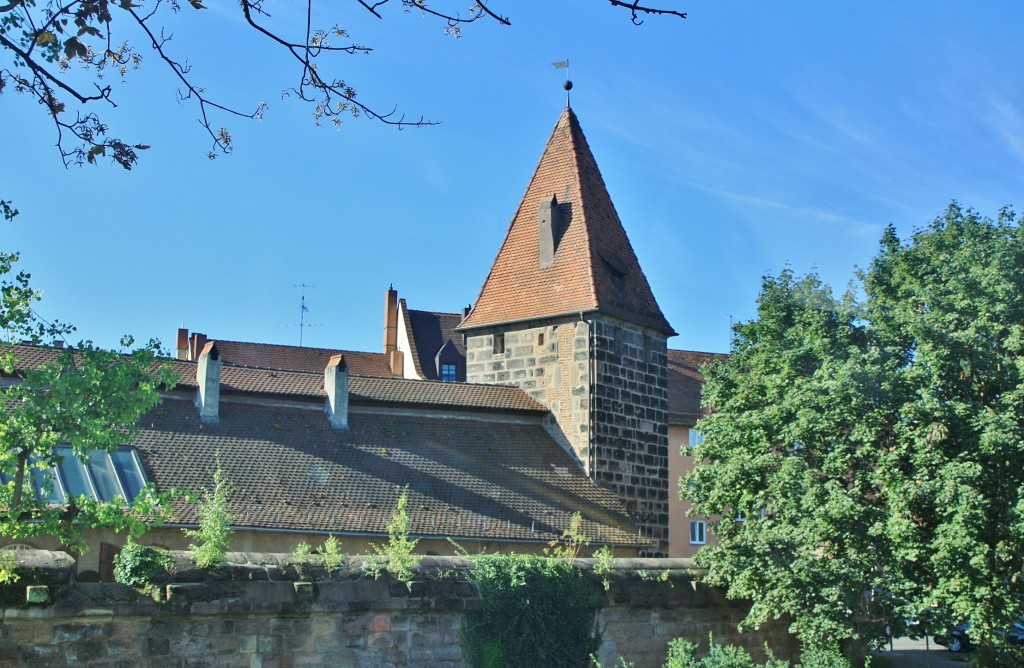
xmin=465 ymin=320 xmax=590 ymax=466
xmin=590 ymin=318 xmax=670 ymax=556
xmin=0 ymin=553 xmax=796 ymax=668
xmin=465 ymin=316 xmax=671 ymax=556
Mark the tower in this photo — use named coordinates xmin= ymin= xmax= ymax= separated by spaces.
xmin=458 ymin=108 xmax=676 ymax=555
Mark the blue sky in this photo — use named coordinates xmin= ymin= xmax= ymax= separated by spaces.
xmin=5 ymin=1 xmax=1024 ymax=355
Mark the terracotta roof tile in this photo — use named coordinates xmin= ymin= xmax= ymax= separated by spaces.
xmin=213 ymin=340 xmax=391 ymax=377
xmin=135 ymin=397 xmax=641 ymax=546
xmin=460 ymin=108 xmax=675 ymax=335
xmin=2 ymin=345 xmax=548 ymax=414
xmin=666 ymin=348 xmax=726 ymax=424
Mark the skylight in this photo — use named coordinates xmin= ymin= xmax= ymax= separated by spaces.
xmin=0 ymin=446 xmax=148 ymax=504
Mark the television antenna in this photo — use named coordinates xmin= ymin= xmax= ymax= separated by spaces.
xmin=293 ymin=283 xmax=323 ymax=347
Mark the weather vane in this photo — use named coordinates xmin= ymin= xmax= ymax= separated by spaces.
xmin=552 ymin=59 xmax=572 ymax=107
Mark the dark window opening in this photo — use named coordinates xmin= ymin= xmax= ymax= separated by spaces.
xmin=493 ymin=333 xmax=505 ymax=355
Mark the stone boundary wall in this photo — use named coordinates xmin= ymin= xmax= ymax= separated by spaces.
xmin=0 ymin=553 xmax=797 ymax=668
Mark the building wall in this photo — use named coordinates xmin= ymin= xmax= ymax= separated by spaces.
xmin=466 ymin=316 xmax=670 ymax=556
xmin=668 ymin=423 xmax=721 ymax=558
xmin=590 ymin=318 xmax=670 ymax=557
xmin=0 ymin=552 xmax=798 ymax=668
xmin=465 ymin=319 xmax=590 ymax=467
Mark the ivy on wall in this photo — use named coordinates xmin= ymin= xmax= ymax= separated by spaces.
xmin=462 ymin=553 xmax=600 ymax=668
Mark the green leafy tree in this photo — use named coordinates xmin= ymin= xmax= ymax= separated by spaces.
xmin=0 ymin=208 xmax=176 ymax=570
xmin=685 ymin=204 xmax=1024 ymax=660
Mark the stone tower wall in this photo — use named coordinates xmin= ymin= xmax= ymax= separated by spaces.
xmin=465 ymin=319 xmax=590 ymax=467
xmin=465 ymin=316 xmax=670 ymax=556
xmin=590 ymin=318 xmax=670 ymax=557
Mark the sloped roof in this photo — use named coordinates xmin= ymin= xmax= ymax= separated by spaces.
xmin=666 ymin=349 xmax=726 ymax=425
xmin=1 ymin=345 xmax=546 ymax=414
xmin=213 ymin=340 xmax=391 ymax=378
xmin=136 ymin=396 xmax=642 ymax=546
xmin=2 ymin=344 xmax=641 ymax=546
xmin=178 ymin=357 xmax=548 ymax=414
xmin=460 ymin=108 xmax=675 ymax=335
xmin=402 ymin=307 xmax=466 ymax=380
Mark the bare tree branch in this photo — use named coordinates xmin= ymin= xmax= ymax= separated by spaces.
xmin=0 ymin=0 xmax=685 ymax=168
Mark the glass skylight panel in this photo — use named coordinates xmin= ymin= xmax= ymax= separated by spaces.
xmin=110 ymin=448 xmax=146 ymax=501
xmin=6 ymin=446 xmax=148 ymax=504
xmin=30 ymin=466 xmax=65 ymax=504
xmin=86 ymin=450 xmax=125 ymax=502
xmin=1 ymin=461 xmax=66 ymax=504
xmin=56 ymin=447 xmax=96 ymax=499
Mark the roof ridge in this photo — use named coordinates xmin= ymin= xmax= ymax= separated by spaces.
xmin=566 ymin=108 xmax=601 ymax=315
xmin=407 ymin=308 xmax=461 ymax=319
xmin=217 ymin=339 xmax=377 ymax=355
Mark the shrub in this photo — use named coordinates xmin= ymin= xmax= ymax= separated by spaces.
xmin=663 ymin=635 xmax=791 ymax=668
xmin=366 ymin=491 xmax=419 ymax=582
xmin=113 ymin=540 xmax=173 ymax=591
xmin=183 ymin=458 xmax=233 ymax=569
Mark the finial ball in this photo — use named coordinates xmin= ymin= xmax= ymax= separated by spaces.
xmin=563 ymin=80 xmax=573 ymax=91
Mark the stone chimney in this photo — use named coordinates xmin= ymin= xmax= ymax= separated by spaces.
xmin=384 ymin=286 xmax=398 ymax=356
xmin=196 ymin=341 xmax=221 ymax=424
xmin=176 ymin=327 xmax=189 ymax=361
xmin=324 ymin=354 xmax=349 ymax=429
xmin=538 ymin=195 xmax=560 ymax=267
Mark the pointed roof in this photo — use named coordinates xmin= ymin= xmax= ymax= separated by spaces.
xmin=459 ymin=108 xmax=675 ymax=336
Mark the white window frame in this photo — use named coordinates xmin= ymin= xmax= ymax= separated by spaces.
xmin=689 ymin=519 xmax=706 ymax=545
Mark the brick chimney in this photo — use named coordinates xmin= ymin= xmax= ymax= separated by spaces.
xmin=196 ymin=341 xmax=221 ymax=424
xmin=176 ymin=327 xmax=189 ymax=361
xmin=324 ymin=354 xmax=349 ymax=429
xmin=189 ymin=332 xmax=208 ymax=362
xmin=384 ymin=285 xmax=398 ymax=356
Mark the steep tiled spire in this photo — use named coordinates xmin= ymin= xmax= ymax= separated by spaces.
xmin=460 ymin=108 xmax=675 ymax=335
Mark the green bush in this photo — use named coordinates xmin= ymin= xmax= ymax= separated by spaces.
xmin=113 ymin=540 xmax=173 ymax=590
xmin=662 ymin=635 xmax=798 ymax=668
xmin=462 ymin=553 xmax=600 ymax=668
xmin=795 ymin=646 xmax=853 ymax=668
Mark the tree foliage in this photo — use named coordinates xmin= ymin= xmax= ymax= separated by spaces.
xmin=0 ymin=205 xmax=177 ymax=560
xmin=685 ymin=203 xmax=1024 ymax=655
xmin=0 ymin=0 xmax=687 ymax=169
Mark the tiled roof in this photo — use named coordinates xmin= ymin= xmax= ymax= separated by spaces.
xmin=213 ymin=340 xmax=391 ymax=378
xmin=178 ymin=360 xmax=548 ymax=414
xmin=403 ymin=307 xmax=466 ymax=380
xmin=2 ymin=345 xmax=548 ymax=414
xmin=136 ymin=396 xmax=641 ymax=546
xmin=666 ymin=349 xmax=726 ymax=425
xmin=460 ymin=108 xmax=675 ymax=335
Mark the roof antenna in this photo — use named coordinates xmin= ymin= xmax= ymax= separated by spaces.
xmin=294 ymin=283 xmax=320 ymax=347
xmin=552 ymin=59 xmax=572 ymax=107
